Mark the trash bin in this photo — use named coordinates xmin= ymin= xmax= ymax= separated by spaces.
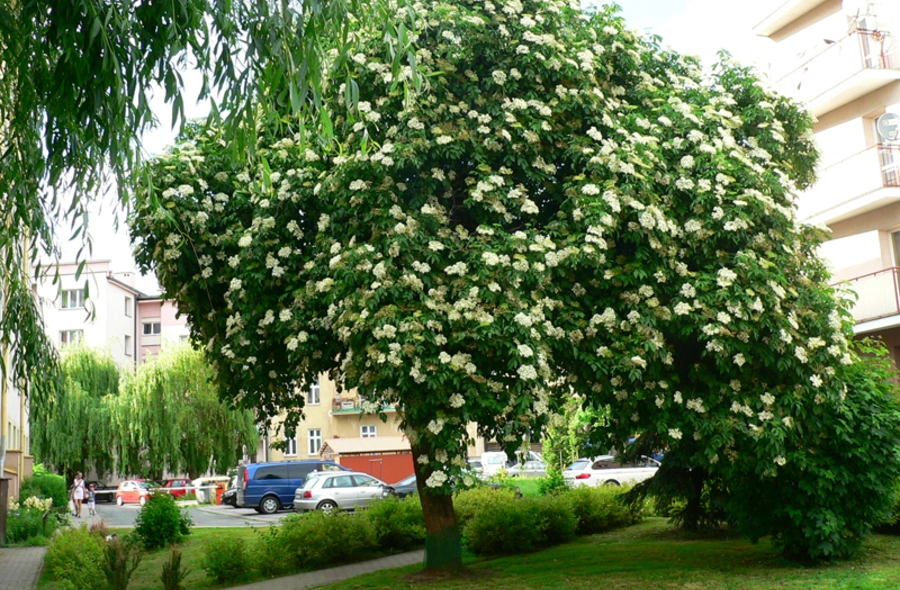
xmin=214 ymin=482 xmax=227 ymax=505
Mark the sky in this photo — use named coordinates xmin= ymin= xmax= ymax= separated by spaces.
xmin=58 ymin=0 xmax=785 ymax=294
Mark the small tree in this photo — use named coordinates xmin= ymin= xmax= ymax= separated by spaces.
xmin=132 ymin=0 xmax=900 ymax=565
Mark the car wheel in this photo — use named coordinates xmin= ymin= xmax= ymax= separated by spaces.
xmin=259 ymin=496 xmax=281 ymax=515
xmin=603 ymin=480 xmax=621 ymax=487
xmin=317 ymin=500 xmax=338 ymax=512
xmin=139 ymin=496 xmax=147 ymax=506
xmin=116 ymin=496 xmax=123 ymax=506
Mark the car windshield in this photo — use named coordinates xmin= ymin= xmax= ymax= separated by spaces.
xmin=566 ymin=460 xmax=590 ymax=471
xmin=301 ymin=474 xmax=324 ymax=490
xmin=137 ymin=482 xmax=155 ymax=490
xmin=395 ymin=475 xmax=417 ymax=487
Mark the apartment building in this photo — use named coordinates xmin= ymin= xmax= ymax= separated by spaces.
xmin=2 ymin=265 xmax=33 ymax=500
xmin=754 ymin=0 xmax=900 ymax=359
xmin=35 ymin=260 xmax=188 ymax=365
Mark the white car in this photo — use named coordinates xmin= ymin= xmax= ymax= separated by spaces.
xmin=293 ymin=471 xmax=393 ymax=512
xmin=563 ymin=455 xmax=660 ymax=488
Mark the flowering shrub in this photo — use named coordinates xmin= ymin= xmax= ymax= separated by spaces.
xmin=131 ymin=0 xmax=900 ymax=561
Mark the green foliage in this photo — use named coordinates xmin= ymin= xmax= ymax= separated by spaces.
xmin=45 ymin=526 xmax=106 ymax=590
xmin=6 ymin=508 xmax=54 ymax=546
xmin=463 ymin=494 xmax=577 ymax=556
xmin=277 ymin=512 xmax=377 ymax=569
xmin=102 ymin=536 xmax=143 ymax=590
xmin=134 ymin=493 xmax=193 ymax=550
xmin=251 ymin=526 xmax=294 ymax=578
xmin=161 ymin=548 xmax=189 ymax=590
xmin=20 ymin=466 xmax=68 ymax=508
xmin=362 ymin=495 xmax=426 ymax=550
xmin=203 ymin=536 xmax=251 ymax=584
xmin=568 ymin=486 xmax=643 ymax=535
xmin=537 ymin=468 xmax=569 ymax=496
xmin=453 ymin=487 xmax=521 ymax=528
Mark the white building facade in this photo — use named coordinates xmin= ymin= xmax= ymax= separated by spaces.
xmin=755 ymin=0 xmax=900 ymax=359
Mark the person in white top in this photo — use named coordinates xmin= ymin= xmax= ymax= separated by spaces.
xmin=70 ymin=472 xmax=86 ymax=518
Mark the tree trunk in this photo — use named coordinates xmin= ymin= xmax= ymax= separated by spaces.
xmin=411 ymin=440 xmax=462 ymax=572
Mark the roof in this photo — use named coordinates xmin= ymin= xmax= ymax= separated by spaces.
xmin=320 ymin=436 xmax=411 ymax=456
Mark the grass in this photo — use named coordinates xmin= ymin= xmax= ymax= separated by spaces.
xmin=318 ymin=518 xmax=900 ymax=590
xmin=511 ymin=478 xmax=541 ymax=497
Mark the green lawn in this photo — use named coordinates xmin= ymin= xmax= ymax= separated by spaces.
xmin=319 ymin=519 xmax=900 ymax=590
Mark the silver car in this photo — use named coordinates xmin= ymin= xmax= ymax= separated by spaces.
xmin=293 ymin=471 xmax=394 ymax=512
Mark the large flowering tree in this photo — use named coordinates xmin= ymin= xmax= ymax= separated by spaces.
xmin=131 ymin=0 xmax=900 ymax=566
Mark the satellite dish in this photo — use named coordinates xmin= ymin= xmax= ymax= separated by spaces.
xmin=876 ymin=113 xmax=900 ymax=142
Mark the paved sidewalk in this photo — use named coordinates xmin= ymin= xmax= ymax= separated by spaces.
xmin=232 ymin=549 xmax=424 ymax=590
xmin=0 ymin=546 xmax=46 ymax=590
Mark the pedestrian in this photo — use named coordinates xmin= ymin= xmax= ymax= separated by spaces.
xmin=71 ymin=472 xmax=86 ymax=518
xmin=87 ymin=483 xmax=97 ymax=517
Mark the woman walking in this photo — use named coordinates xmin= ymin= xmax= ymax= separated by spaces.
xmin=70 ymin=472 xmax=86 ymax=518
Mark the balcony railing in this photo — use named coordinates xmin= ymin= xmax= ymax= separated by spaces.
xmin=330 ymin=396 xmax=396 ymax=415
xmin=775 ymin=28 xmax=898 ymax=111
xmin=798 ymin=143 xmax=900 ymax=222
xmin=838 ymin=267 xmax=900 ymax=323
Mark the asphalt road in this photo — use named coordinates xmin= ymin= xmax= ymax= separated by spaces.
xmin=77 ymin=501 xmax=291 ymax=528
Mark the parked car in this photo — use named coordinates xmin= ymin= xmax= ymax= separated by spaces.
xmin=507 ymin=459 xmax=547 ymax=478
xmin=237 ymin=460 xmax=350 ymax=514
xmin=221 ymin=486 xmax=238 ymax=507
xmin=115 ymin=480 xmax=157 ymax=506
xmin=563 ymin=455 xmax=660 ymax=488
xmin=159 ymin=478 xmax=193 ymax=498
xmin=391 ymin=474 xmax=418 ymax=498
xmin=87 ymin=481 xmax=114 ymax=503
xmin=294 ymin=471 xmax=394 ymax=512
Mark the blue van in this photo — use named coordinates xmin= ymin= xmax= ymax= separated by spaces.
xmin=237 ymin=460 xmax=349 ymax=514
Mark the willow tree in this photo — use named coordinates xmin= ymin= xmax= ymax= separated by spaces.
xmin=112 ymin=346 xmax=259 ymax=480
xmin=131 ymin=0 xmax=900 ymax=566
xmin=30 ymin=346 xmax=119 ymax=481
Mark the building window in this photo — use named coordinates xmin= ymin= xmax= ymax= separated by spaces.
xmin=308 ymin=429 xmax=322 ymax=455
xmin=142 ymin=322 xmax=161 ymax=335
xmin=60 ymin=289 xmax=85 ymax=309
xmin=59 ymin=330 xmax=83 ymax=345
xmin=125 ymin=297 xmax=133 ymax=317
xmin=307 ymin=377 xmax=320 ymax=405
xmin=284 ymin=436 xmax=298 ymax=456
xmin=361 ymin=425 xmax=377 ymax=438
xmin=124 ymin=335 xmax=132 ymax=355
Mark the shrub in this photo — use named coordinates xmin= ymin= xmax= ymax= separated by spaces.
xmin=453 ymin=486 xmax=519 ymax=528
xmin=537 ymin=468 xmax=568 ymax=496
xmin=103 ymin=536 xmax=143 ymax=590
xmin=279 ymin=511 xmax=377 ymax=569
xmin=134 ymin=493 xmax=193 ymax=550
xmin=463 ymin=495 xmax=576 ymax=556
xmin=363 ymin=495 xmax=426 ymax=550
xmin=20 ymin=466 xmax=68 ymax=509
xmin=44 ymin=525 xmax=106 ymax=590
xmin=568 ymin=486 xmax=643 ymax=535
xmin=532 ymin=494 xmax=578 ymax=546
xmin=6 ymin=496 xmax=59 ymax=545
xmin=203 ymin=536 xmax=250 ymax=584
xmin=251 ymin=526 xmax=293 ymax=578
xmin=161 ymin=547 xmax=189 ymax=590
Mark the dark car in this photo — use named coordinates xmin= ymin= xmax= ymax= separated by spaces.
xmin=87 ymin=481 xmax=114 ymax=503
xmin=391 ymin=474 xmax=418 ymax=498
xmin=221 ymin=487 xmax=238 ymax=507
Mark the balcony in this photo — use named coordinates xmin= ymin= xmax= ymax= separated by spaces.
xmin=799 ymin=144 xmax=900 ymax=225
xmin=774 ymin=29 xmax=900 ymax=117
xmin=330 ymin=396 xmax=396 ymax=416
xmin=753 ymin=0 xmax=833 ymax=38
xmin=838 ymin=267 xmax=900 ymax=333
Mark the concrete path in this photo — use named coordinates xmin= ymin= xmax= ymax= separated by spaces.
xmin=0 ymin=546 xmax=46 ymax=590
xmin=232 ymin=550 xmax=424 ymax=590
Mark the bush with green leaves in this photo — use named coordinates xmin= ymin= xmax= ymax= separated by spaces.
xmin=20 ymin=465 xmax=68 ymax=509
xmin=161 ymin=547 xmax=189 ymax=590
xmin=203 ymin=536 xmax=250 ymax=584
xmin=454 ymin=486 xmax=520 ymax=528
xmin=251 ymin=526 xmax=294 ymax=578
xmin=134 ymin=492 xmax=193 ymax=550
xmin=363 ymin=495 xmax=426 ymax=550
xmin=6 ymin=495 xmax=61 ymax=546
xmin=569 ymin=485 xmax=643 ymax=535
xmin=103 ymin=536 xmax=143 ymax=590
xmin=463 ymin=494 xmax=576 ymax=556
xmin=278 ymin=511 xmax=377 ymax=569
xmin=44 ymin=525 xmax=106 ymax=590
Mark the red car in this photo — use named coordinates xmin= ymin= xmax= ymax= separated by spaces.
xmin=160 ymin=478 xmax=193 ymax=498
xmin=115 ymin=480 xmax=158 ymax=506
